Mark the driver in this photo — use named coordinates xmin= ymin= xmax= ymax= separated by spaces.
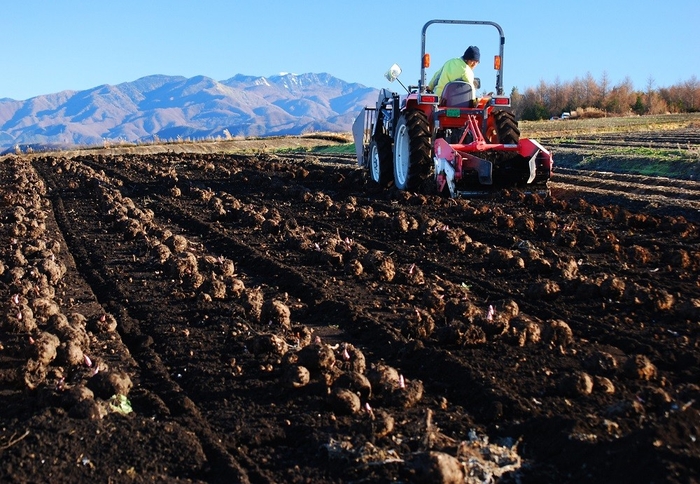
xmin=428 ymin=46 xmax=480 ymax=99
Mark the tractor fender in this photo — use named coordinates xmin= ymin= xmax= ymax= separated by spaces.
xmin=376 ymin=88 xmax=395 ymax=110
xmin=517 ymin=138 xmax=549 ymax=158
xmin=353 ymin=88 xmax=398 ymax=167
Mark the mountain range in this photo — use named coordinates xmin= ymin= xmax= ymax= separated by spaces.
xmin=0 ymin=73 xmax=380 ymax=153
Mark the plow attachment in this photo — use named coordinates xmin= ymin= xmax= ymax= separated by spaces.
xmin=434 ymin=137 xmax=552 ymax=197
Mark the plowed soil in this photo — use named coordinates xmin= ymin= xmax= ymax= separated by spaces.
xmin=1 ymin=132 xmax=699 ymax=483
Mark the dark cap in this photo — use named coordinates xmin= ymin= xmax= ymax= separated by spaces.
xmin=464 ymin=46 xmax=480 ymax=62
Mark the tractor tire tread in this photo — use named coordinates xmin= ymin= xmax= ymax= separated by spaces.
xmin=394 ymin=110 xmax=432 ymax=190
xmin=494 ymin=110 xmax=520 ymax=144
xmin=371 ymin=133 xmax=393 ymax=187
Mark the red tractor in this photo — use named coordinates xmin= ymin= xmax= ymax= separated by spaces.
xmin=352 ymin=19 xmax=552 ymax=197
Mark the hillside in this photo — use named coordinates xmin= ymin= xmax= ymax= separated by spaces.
xmin=0 ymin=73 xmax=378 ymax=153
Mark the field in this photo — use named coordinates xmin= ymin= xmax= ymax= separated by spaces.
xmin=1 ymin=115 xmax=699 ymax=483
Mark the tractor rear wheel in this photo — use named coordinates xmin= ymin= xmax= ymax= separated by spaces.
xmin=491 ymin=110 xmax=533 ymax=187
xmin=393 ymin=110 xmax=432 ymax=190
xmin=494 ymin=110 xmax=520 ymax=144
xmin=368 ymin=134 xmax=393 ymax=187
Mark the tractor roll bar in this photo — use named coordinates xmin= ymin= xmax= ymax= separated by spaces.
xmin=420 ymin=20 xmax=506 ymax=96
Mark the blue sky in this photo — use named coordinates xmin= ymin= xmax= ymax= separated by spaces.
xmin=2 ymin=0 xmax=698 ymax=101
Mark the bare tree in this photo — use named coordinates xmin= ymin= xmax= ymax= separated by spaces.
xmin=599 ymin=71 xmax=610 ymax=110
xmin=583 ymin=72 xmax=599 ymax=108
xmin=683 ymin=75 xmax=699 ymax=111
xmin=645 ymin=76 xmax=655 ymax=112
xmin=510 ymin=86 xmax=524 ymax=118
xmin=551 ymin=76 xmax=566 ymax=116
xmin=515 ymin=73 xmax=697 ymax=118
xmin=606 ymin=77 xmax=635 ymax=115
xmin=569 ymin=77 xmax=585 ymax=112
xmin=536 ymin=79 xmax=548 ymax=105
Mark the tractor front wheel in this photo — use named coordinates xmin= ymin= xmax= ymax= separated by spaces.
xmin=393 ymin=110 xmax=432 ymax=190
xmin=368 ymin=134 xmax=393 ymax=187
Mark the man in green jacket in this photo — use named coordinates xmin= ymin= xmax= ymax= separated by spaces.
xmin=428 ymin=45 xmax=480 ymax=99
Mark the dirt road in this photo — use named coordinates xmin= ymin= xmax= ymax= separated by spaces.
xmin=1 ymin=136 xmax=699 ymax=482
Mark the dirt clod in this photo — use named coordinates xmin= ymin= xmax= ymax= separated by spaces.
xmin=1 ymin=135 xmax=699 ymax=483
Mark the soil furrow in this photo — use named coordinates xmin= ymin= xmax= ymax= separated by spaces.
xmin=2 ymin=139 xmax=699 ymax=483
xmin=34 ymin=161 xmax=257 ymax=484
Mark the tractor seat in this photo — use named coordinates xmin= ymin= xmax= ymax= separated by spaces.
xmin=440 ymin=81 xmax=473 ymax=108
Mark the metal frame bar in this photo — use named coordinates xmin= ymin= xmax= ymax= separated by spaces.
xmin=420 ymin=20 xmax=506 ymax=96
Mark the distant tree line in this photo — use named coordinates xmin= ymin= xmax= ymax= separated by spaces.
xmin=510 ymin=72 xmax=700 ymax=120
